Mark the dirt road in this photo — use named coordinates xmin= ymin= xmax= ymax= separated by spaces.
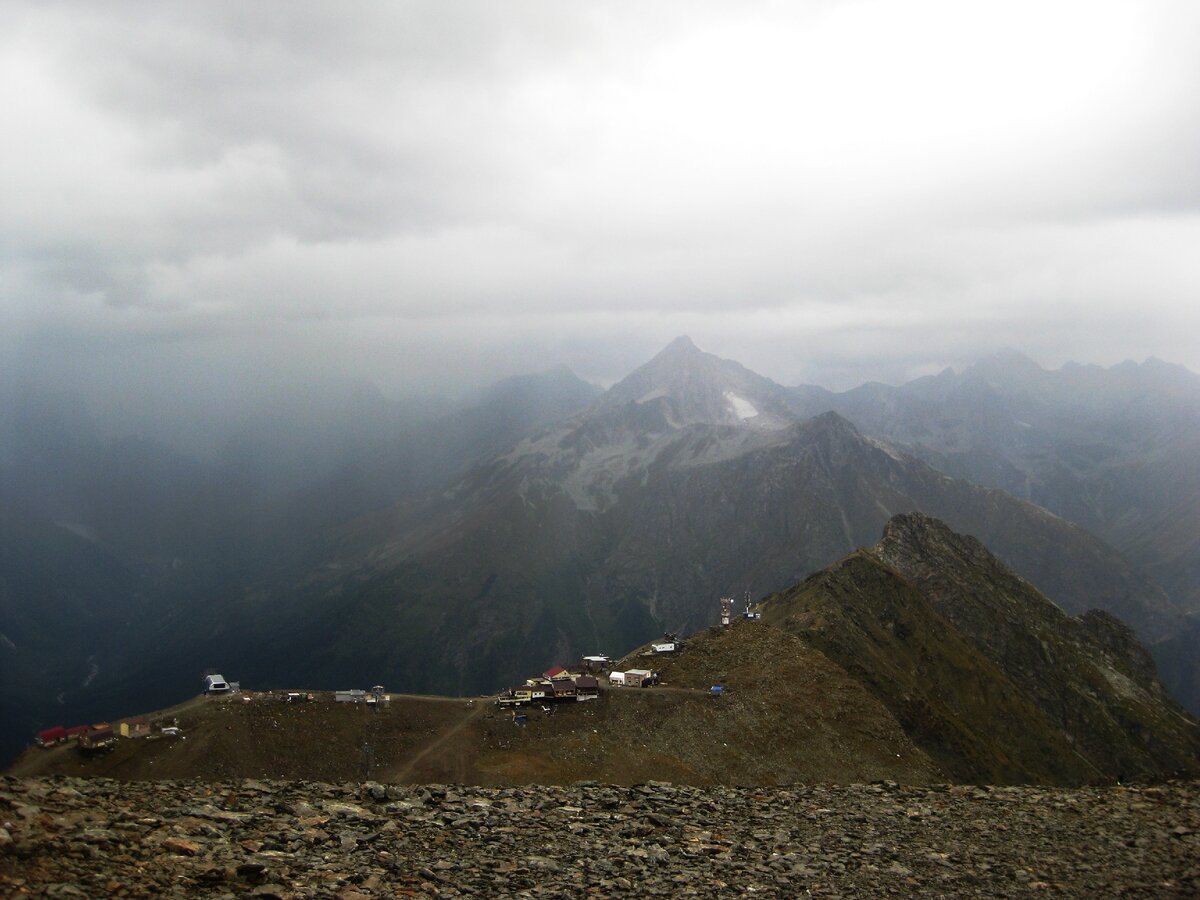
xmin=382 ymin=702 xmax=488 ymax=783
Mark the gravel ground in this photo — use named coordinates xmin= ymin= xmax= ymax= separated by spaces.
xmin=1 ymin=776 xmax=1198 ymax=897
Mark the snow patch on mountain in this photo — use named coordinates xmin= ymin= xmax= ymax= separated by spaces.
xmin=637 ymin=388 xmax=668 ymax=404
xmin=724 ymin=392 xmax=759 ymax=420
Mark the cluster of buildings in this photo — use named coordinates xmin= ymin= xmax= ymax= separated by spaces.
xmin=334 ymin=686 xmax=390 ymax=707
xmin=32 ymin=670 xmax=230 ymax=753
xmin=35 ymin=716 xmax=152 ymax=754
xmin=496 ymin=651 xmax=676 ymax=707
xmin=496 ymin=665 xmax=601 ymax=708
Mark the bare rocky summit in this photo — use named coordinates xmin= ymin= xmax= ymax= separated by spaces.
xmin=2 ymin=776 xmax=1198 ymax=897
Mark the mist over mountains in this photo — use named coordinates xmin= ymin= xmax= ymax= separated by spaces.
xmin=2 ymin=339 xmax=1198 ymax=765
xmin=789 ymin=349 xmax=1200 ymax=614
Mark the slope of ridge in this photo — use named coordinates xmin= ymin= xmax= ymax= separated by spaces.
xmin=8 ymin=627 xmax=938 ymax=787
xmin=760 ymin=552 xmax=1096 ymax=784
xmin=871 ymin=513 xmax=1199 ymax=779
xmin=761 ymin=515 xmax=1200 ymax=784
xmin=595 ymin=412 xmax=1181 ymax=645
xmin=608 ymin=623 xmax=940 ymax=784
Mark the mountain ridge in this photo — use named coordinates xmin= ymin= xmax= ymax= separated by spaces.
xmin=759 ymin=513 xmax=1199 ymax=784
xmin=12 ymin=515 xmax=1196 ymax=789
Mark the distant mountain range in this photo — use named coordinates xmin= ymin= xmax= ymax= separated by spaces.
xmin=2 ymin=338 xmax=1198 ymax=765
xmin=787 ymin=350 xmax=1200 ymax=615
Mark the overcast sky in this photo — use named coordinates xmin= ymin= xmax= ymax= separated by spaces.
xmin=3 ymin=0 xmax=1199 ymax=407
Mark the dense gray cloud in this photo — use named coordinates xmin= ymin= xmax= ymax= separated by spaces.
xmin=3 ymin=0 xmax=1199 ymax=405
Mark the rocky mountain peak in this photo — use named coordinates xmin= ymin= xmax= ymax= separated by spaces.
xmin=797 ymin=409 xmax=862 ymax=436
xmin=656 ymin=334 xmax=702 ymax=357
xmin=878 ymin=511 xmax=983 ymax=562
xmin=595 ymin=337 xmax=796 ymax=430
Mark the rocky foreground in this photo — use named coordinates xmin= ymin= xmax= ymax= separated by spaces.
xmin=1 ymin=777 xmax=1198 ymax=897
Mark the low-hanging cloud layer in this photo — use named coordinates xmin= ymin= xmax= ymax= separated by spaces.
xmin=3 ymin=0 xmax=1199 ymax=404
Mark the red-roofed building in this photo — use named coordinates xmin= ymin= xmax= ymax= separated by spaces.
xmin=64 ymin=725 xmax=90 ymax=741
xmin=543 ymin=666 xmax=569 ymax=680
xmin=36 ymin=726 xmax=67 ymax=748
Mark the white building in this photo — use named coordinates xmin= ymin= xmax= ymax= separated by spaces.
xmin=625 ymin=668 xmax=655 ymax=687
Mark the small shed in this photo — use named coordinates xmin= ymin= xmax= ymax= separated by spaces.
xmin=335 ymin=689 xmax=366 ymax=703
xmin=652 ymin=642 xmax=677 ymax=654
xmin=608 ymin=671 xmax=626 ymax=686
xmin=204 ymin=674 xmax=231 ymax=694
xmin=119 ymin=717 xmax=151 ymax=738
